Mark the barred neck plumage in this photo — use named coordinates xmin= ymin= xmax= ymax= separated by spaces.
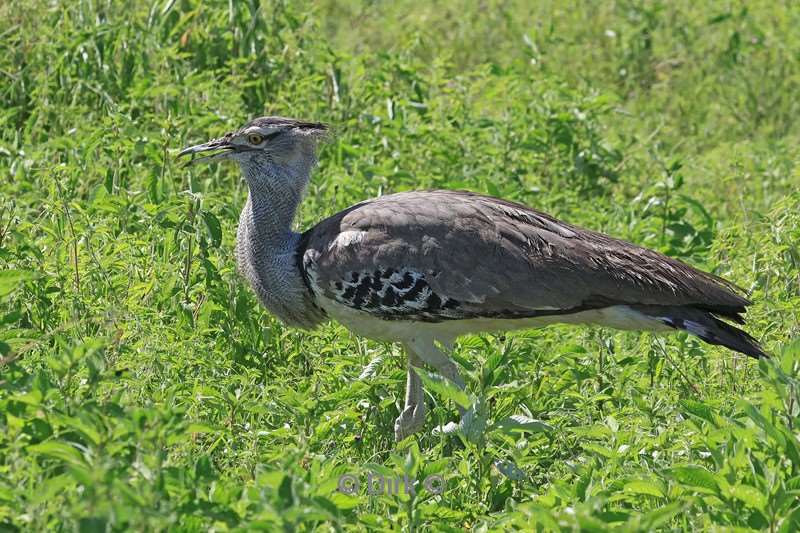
xmin=234 ymin=158 xmax=324 ymax=329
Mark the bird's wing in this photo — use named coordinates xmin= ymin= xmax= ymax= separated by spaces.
xmin=300 ymin=190 xmax=750 ymax=322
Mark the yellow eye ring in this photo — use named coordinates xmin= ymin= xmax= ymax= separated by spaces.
xmin=247 ymin=133 xmax=264 ymax=145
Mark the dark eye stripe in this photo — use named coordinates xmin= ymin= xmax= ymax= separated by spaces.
xmin=264 ymin=130 xmax=282 ymax=141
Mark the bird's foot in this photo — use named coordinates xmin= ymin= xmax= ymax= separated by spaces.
xmin=394 ymin=403 xmax=426 ymax=441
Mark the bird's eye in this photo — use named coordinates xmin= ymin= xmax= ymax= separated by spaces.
xmin=247 ymin=133 xmax=264 ymax=145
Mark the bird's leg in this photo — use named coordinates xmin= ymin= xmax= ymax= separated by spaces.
xmin=394 ymin=350 xmax=426 ymax=441
xmin=409 ymin=338 xmax=466 ymax=416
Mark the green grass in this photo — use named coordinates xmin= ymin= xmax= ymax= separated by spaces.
xmin=2 ymin=0 xmax=800 ymax=530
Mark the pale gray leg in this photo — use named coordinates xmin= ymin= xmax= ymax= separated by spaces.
xmin=394 ymin=350 xmax=426 ymax=441
xmin=407 ymin=337 xmax=466 ymax=416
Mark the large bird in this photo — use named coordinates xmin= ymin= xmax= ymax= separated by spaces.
xmin=179 ymin=116 xmax=767 ymax=441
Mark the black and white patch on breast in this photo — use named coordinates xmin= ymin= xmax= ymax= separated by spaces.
xmin=328 ymin=268 xmax=464 ymax=321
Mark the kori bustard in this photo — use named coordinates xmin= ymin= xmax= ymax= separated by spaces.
xmin=179 ymin=116 xmax=766 ymax=441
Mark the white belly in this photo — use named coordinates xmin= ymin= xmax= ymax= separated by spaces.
xmin=316 ymin=295 xmax=669 ymax=344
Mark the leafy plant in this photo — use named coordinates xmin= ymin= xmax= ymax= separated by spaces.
xmin=1 ymin=0 xmax=798 ymax=530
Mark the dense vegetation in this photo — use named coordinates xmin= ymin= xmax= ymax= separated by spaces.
xmin=2 ymin=0 xmax=799 ymax=530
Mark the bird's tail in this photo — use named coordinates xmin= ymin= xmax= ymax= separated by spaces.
xmin=631 ymin=305 xmax=768 ymax=360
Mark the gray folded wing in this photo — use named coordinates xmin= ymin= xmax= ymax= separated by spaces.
xmin=300 ymin=190 xmax=750 ymax=322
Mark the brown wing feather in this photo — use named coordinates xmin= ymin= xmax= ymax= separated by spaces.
xmin=302 ymin=190 xmax=750 ymax=320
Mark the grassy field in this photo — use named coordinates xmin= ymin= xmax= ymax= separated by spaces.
xmin=2 ymin=0 xmax=800 ymax=530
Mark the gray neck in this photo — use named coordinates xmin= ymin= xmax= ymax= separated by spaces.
xmin=235 ymin=160 xmax=323 ymax=328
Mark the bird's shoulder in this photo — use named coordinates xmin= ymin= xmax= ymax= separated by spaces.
xmin=303 ymin=189 xmax=577 ymax=245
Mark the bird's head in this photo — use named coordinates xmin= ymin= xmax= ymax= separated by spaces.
xmin=179 ymin=116 xmax=328 ymax=191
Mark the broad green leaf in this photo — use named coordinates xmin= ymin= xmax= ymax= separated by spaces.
xmin=640 ymin=502 xmax=685 ymax=530
xmin=12 ymin=389 xmax=42 ymax=406
xmin=624 ymin=480 xmax=665 ymax=498
xmin=0 ymin=310 xmax=21 ymax=325
xmin=257 ymin=471 xmax=287 ymax=491
xmin=582 ymin=443 xmax=614 ymax=458
xmin=53 ymin=415 xmax=101 ymax=446
xmin=670 ymin=466 xmax=720 ymax=494
xmin=202 ymin=211 xmax=222 ymax=248
xmin=729 ymin=484 xmax=767 ymax=510
xmin=740 ymin=400 xmax=785 ymax=446
xmin=186 ymin=423 xmax=217 ymax=434
xmin=460 ymin=399 xmax=488 ymax=445
xmin=785 ymin=475 xmax=800 ymax=492
xmin=28 ymin=441 xmax=85 ymax=466
xmin=570 ymin=424 xmax=612 ymax=438
xmin=329 ymin=492 xmax=362 ymax=510
xmin=492 ymin=414 xmax=553 ymax=434
xmin=680 ymin=399 xmax=717 ymax=425
xmin=414 ymin=368 xmax=472 ymax=408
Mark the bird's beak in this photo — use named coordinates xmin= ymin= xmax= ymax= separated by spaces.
xmin=177 ymin=136 xmax=236 ymax=166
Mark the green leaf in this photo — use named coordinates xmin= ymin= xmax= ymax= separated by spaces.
xmin=0 ymin=487 xmax=14 ymax=502
xmin=257 ymin=471 xmax=286 ymax=491
xmin=0 ymin=310 xmax=21 ymax=325
xmin=28 ymin=441 xmax=85 ymax=466
xmin=202 ymin=211 xmax=222 ymax=248
xmin=678 ymin=194 xmax=714 ymax=227
xmin=680 ymin=399 xmax=717 ymax=425
xmin=460 ymin=398 xmax=488 ymax=445
xmin=640 ymin=502 xmax=685 ymax=530
xmin=29 ymin=475 xmax=77 ymax=505
xmin=414 ymin=368 xmax=472 ymax=408
xmin=780 ymin=338 xmax=800 ymax=374
xmin=492 ymin=414 xmax=553 ymax=434
xmin=597 ymin=511 xmax=630 ymax=524
xmin=670 ymin=466 xmax=720 ymax=494
xmin=186 ymin=423 xmax=217 ymax=434
xmin=739 ymin=400 xmax=800 ymax=464
xmin=0 ymin=270 xmax=38 ymax=297
xmin=53 ymin=415 xmax=101 ymax=446
xmin=329 ymin=491 xmax=362 ymax=510
xmin=624 ymin=480 xmax=665 ymax=498
xmin=779 ymin=505 xmax=800 ymax=533
xmin=570 ymin=424 xmax=612 ymax=438
xmin=363 ymin=463 xmax=396 ymax=478
xmin=582 ymin=443 xmax=615 ymax=458
xmin=729 ymin=484 xmax=767 ymax=510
